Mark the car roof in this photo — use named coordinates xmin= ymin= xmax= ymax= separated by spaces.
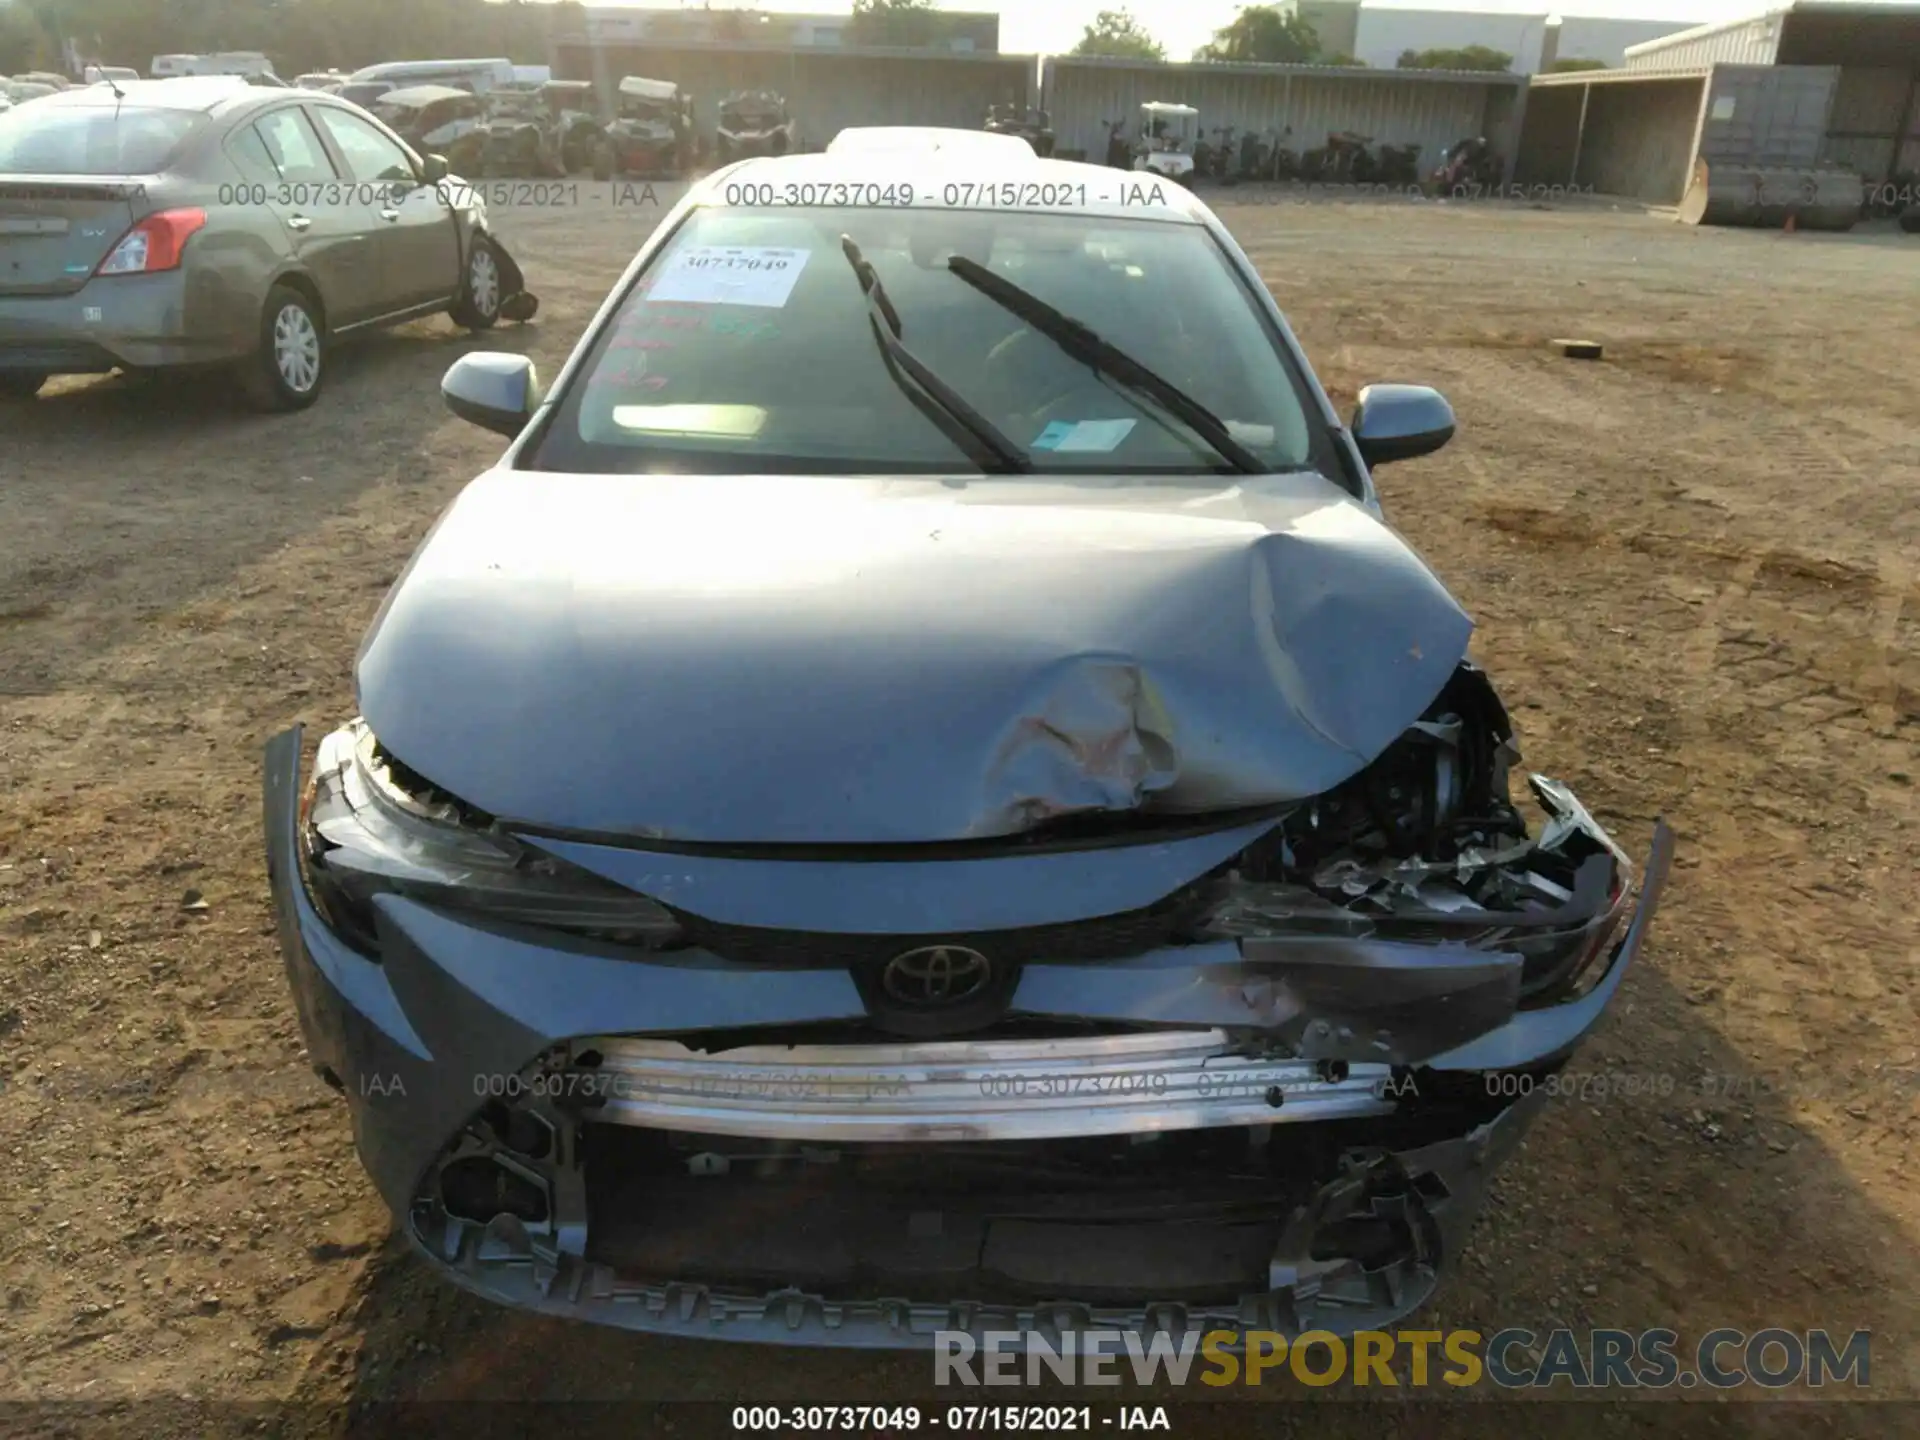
xmin=377 ymin=84 xmax=475 ymax=107
xmin=828 ymin=126 xmax=1029 ymax=156
xmin=32 ymin=76 xmax=255 ymax=112
xmin=703 ymin=151 xmax=1207 ymax=225
xmin=619 ymin=76 xmax=678 ymax=99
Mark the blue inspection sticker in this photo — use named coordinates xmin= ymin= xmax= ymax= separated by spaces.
xmin=1031 ymin=419 xmax=1136 ymax=453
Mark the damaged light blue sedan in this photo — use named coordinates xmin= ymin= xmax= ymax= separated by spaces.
xmin=262 ymin=147 xmax=1672 ymax=1350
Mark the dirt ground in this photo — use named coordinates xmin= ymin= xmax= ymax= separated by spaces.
xmin=2 ymin=186 xmax=1916 ymax=1437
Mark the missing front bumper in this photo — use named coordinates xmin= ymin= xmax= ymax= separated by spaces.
xmin=262 ymin=724 xmax=1671 ymax=1346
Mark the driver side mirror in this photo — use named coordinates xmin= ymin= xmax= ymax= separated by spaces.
xmin=1351 ymin=383 xmax=1455 ymax=467
xmin=442 ymin=352 xmax=540 ymax=438
xmin=419 ymin=152 xmax=449 ymax=183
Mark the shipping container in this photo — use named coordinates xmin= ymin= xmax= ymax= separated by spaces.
xmin=1821 ymin=66 xmax=1915 ymax=183
xmin=1696 ymin=63 xmax=1839 ymax=169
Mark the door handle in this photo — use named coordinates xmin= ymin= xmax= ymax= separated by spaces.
xmin=380 ymin=209 xmax=400 ymax=222
xmin=287 ymin=214 xmax=311 ymax=231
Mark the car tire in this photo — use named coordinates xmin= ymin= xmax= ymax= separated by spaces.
xmin=237 ymin=285 xmax=324 ymax=412
xmin=0 ymin=370 xmax=49 ymax=399
xmin=449 ymin=236 xmax=503 ymax=331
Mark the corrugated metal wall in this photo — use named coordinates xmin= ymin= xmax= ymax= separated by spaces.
xmin=554 ymin=42 xmax=1034 ymax=147
xmin=1623 ymin=15 xmax=1782 ymax=72
xmin=1577 ymin=78 xmax=1707 ymax=202
xmin=1903 ymin=80 xmax=1920 ymax=176
xmin=1696 ymin=63 xmax=1839 ymax=168
xmin=1041 ymin=59 xmax=1513 ymax=175
xmin=1513 ymin=80 xmax=1586 ymax=185
xmin=1822 ymin=66 xmax=1916 ymax=182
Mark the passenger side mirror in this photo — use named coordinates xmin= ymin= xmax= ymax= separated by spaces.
xmin=419 ymin=152 xmax=449 ymax=183
xmin=442 ymin=352 xmax=540 ymax=437
xmin=1351 ymin=383 xmax=1455 ymax=466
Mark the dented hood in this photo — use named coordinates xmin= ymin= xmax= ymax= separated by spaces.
xmin=355 ymin=471 xmax=1473 ymax=844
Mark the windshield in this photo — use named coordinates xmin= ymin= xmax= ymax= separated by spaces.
xmin=338 ymin=82 xmax=392 ymax=107
xmin=528 ymin=205 xmax=1328 ymax=477
xmin=489 ymin=90 xmax=546 ymax=119
xmin=0 ymin=103 xmax=201 ymax=174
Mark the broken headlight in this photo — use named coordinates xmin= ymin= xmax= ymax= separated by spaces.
xmin=299 ymin=720 xmax=681 ymax=954
xmin=1204 ymin=664 xmax=1633 ymax=1002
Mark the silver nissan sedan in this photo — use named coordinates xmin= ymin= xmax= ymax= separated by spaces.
xmin=0 ymin=76 xmax=535 ymax=407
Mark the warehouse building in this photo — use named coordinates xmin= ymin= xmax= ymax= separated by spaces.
xmin=1273 ymin=1 xmax=1699 ymax=73
xmin=1040 ymin=55 xmax=1524 ymax=171
xmin=581 ymin=5 xmax=1000 ymax=52
xmin=1622 ymin=0 xmax=1920 ymax=180
xmin=1516 ymin=1 xmax=1920 ymax=203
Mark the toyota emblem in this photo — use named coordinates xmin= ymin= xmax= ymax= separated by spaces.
xmin=880 ymin=945 xmax=993 ymax=1007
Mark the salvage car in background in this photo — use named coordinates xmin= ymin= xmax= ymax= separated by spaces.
xmin=369 ymin=84 xmax=487 ymax=176
xmin=596 ymin=75 xmax=694 ymax=179
xmin=4 ymin=80 xmax=62 ymax=106
xmin=984 ymin=101 xmax=1055 ymax=157
xmin=264 ymin=147 xmax=1672 ymax=1349
xmin=713 ymin=89 xmax=794 ymax=161
xmin=0 ymin=77 xmax=536 ymax=406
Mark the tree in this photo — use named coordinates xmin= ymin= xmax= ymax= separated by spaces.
xmin=1193 ymin=5 xmax=1319 ymax=64
xmin=1545 ymin=57 xmax=1608 ymax=73
xmin=1071 ymin=8 xmax=1165 ymax=61
xmin=1396 ymin=45 xmax=1514 ymax=72
xmin=1318 ymin=52 xmax=1366 ymax=67
xmin=0 ymin=3 xmax=59 ymax=73
xmin=847 ymin=0 xmax=942 ymax=48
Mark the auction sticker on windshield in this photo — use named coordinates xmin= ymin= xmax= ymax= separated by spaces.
xmin=646 ymin=245 xmax=810 ymax=308
xmin=1032 ymin=419 xmax=1137 ymax=453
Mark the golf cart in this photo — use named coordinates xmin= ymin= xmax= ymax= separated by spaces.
xmin=597 ymin=76 xmax=696 ymax=179
xmin=1135 ymin=101 xmax=1197 ymax=183
xmin=476 ymin=82 xmax=575 ymax=177
xmin=715 ymin=89 xmax=794 ymax=161
xmin=369 ymin=84 xmax=488 ymax=175
xmin=540 ymin=79 xmax=607 ymax=172
xmin=984 ymin=102 xmax=1055 ymax=157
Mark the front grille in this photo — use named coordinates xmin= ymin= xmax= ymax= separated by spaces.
xmin=671 ymin=883 xmax=1210 ymax=969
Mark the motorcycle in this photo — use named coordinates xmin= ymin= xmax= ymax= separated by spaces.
xmin=1373 ymin=143 xmax=1422 ymax=188
xmin=1430 ymin=135 xmax=1502 ymax=195
xmin=1298 ymin=131 xmax=1365 ymax=186
xmin=1238 ymin=128 xmax=1267 ymax=181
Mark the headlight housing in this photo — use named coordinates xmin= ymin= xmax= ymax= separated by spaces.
xmin=300 ymin=720 xmax=680 ymax=955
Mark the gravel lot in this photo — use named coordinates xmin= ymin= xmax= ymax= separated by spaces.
xmin=2 ymin=186 xmax=1916 ymax=1434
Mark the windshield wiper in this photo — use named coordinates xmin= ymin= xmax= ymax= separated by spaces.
xmin=839 ymin=235 xmax=1028 ymax=474
xmin=944 ymin=255 xmax=1266 ymax=475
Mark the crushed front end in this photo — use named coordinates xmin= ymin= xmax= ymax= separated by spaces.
xmin=263 ymin=661 xmax=1670 ymax=1349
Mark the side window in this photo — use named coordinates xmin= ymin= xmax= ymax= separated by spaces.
xmin=224 ymin=122 xmax=279 ymax=182
xmin=313 ymin=106 xmax=416 ymax=183
xmin=253 ymin=108 xmax=338 ymax=183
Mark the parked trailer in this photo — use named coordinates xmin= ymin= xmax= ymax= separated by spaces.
xmin=1677 ymin=158 xmax=1863 ymax=229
